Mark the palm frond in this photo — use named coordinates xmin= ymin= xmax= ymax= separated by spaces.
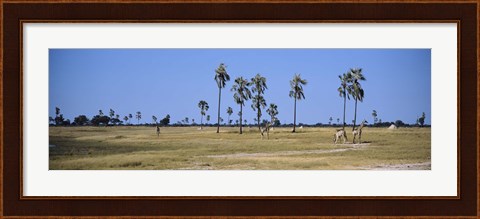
xmin=289 ymin=90 xmax=295 ymax=97
xmin=214 ymin=63 xmax=230 ymax=88
xmin=232 ymin=77 xmax=252 ymax=106
xmin=289 ymin=74 xmax=307 ymax=100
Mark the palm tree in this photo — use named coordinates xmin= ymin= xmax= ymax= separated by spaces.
xmin=109 ymin=109 xmax=115 ymax=119
xmin=55 ymin=107 xmax=60 ymax=117
xmin=99 ymin=110 xmax=104 ymax=116
xmin=152 ymin=115 xmax=158 ymax=124
xmin=128 ymin=113 xmax=133 ymax=124
xmin=214 ymin=63 xmax=230 ymax=133
xmin=250 ymin=73 xmax=268 ymax=130
xmin=251 ymin=95 xmax=266 ymax=129
xmin=289 ymin=73 xmax=307 ymax=133
xmin=206 ymin=115 xmax=211 ymax=125
xmin=266 ymin=103 xmax=279 ymax=123
xmin=348 ymin=68 xmax=366 ymax=131
xmin=198 ymin=100 xmax=209 ymax=129
xmin=226 ymin=107 xmax=233 ymax=125
xmin=136 ymin=111 xmax=142 ymax=125
xmin=55 ymin=107 xmax=61 ymax=126
xmin=54 ymin=107 xmax=67 ymax=126
xmin=337 ymin=72 xmax=352 ymax=130
xmin=115 ymin=114 xmax=120 ymax=126
xmin=372 ymin=110 xmax=378 ymax=124
xmin=418 ymin=112 xmax=426 ymax=127
xmin=231 ymin=77 xmax=252 ymax=134
xmin=123 ymin=116 xmax=128 ymax=125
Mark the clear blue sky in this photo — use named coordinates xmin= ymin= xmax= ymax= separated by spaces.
xmin=49 ymin=49 xmax=431 ymax=125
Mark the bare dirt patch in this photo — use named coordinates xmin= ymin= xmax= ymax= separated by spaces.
xmin=206 ymin=143 xmax=370 ymax=158
xmin=369 ymin=161 xmax=431 ymax=170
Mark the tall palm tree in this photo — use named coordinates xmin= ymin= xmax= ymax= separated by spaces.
xmin=198 ymin=100 xmax=209 ymax=129
xmin=123 ymin=116 xmax=128 ymax=125
xmin=231 ymin=77 xmax=252 ymax=134
xmin=266 ymin=103 xmax=279 ymax=123
xmin=136 ymin=111 xmax=142 ymax=125
xmin=348 ymin=68 xmax=366 ymax=131
xmin=289 ymin=74 xmax=307 ymax=133
xmin=214 ymin=63 xmax=230 ymax=133
xmin=250 ymin=73 xmax=268 ymax=130
xmin=152 ymin=115 xmax=158 ymax=124
xmin=128 ymin=113 xmax=133 ymax=124
xmin=337 ymin=72 xmax=352 ymax=130
xmin=226 ymin=107 xmax=233 ymax=125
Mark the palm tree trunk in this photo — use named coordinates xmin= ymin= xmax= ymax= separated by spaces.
xmin=257 ymin=104 xmax=261 ymax=131
xmin=343 ymin=93 xmax=346 ymax=130
xmin=292 ymin=97 xmax=297 ymax=133
xmin=200 ymin=115 xmax=203 ymax=129
xmin=353 ymin=97 xmax=358 ymax=131
xmin=216 ymin=87 xmax=221 ymax=133
xmin=239 ymin=104 xmax=243 ymax=134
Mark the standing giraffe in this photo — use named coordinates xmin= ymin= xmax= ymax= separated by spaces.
xmin=352 ymin=120 xmax=368 ymax=144
xmin=333 ymin=128 xmax=348 ymax=144
xmin=260 ymin=121 xmax=275 ymax=140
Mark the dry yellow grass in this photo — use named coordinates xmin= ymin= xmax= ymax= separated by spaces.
xmin=49 ymin=126 xmax=430 ymax=170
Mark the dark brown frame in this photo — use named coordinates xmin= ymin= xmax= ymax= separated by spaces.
xmin=1 ymin=0 xmax=478 ymax=218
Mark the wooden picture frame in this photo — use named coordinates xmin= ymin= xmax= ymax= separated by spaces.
xmin=1 ymin=0 xmax=478 ymax=218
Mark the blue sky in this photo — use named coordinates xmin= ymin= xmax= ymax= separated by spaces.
xmin=49 ymin=49 xmax=431 ymax=125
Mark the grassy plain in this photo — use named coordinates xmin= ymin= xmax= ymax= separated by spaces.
xmin=49 ymin=126 xmax=430 ymax=170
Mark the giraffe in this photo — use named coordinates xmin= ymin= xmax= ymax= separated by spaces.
xmin=260 ymin=121 xmax=274 ymax=140
xmin=333 ymin=128 xmax=348 ymax=144
xmin=352 ymin=120 xmax=368 ymax=144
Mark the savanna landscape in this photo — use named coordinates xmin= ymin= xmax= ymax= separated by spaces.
xmin=49 ymin=49 xmax=431 ymax=170
xmin=49 ymin=126 xmax=430 ymax=170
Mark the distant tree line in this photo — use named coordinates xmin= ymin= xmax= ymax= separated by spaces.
xmin=50 ymin=105 xmax=427 ymax=128
xmin=50 ymin=107 xmax=171 ymax=127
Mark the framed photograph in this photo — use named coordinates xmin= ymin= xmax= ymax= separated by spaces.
xmin=1 ymin=0 xmax=478 ymax=218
